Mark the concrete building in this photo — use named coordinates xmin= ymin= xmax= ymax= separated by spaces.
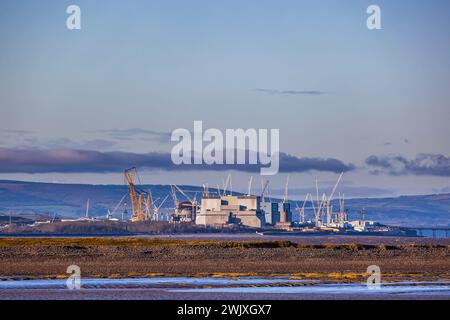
xmin=196 ymin=194 xmax=265 ymax=228
xmin=275 ymin=202 xmax=293 ymax=230
xmin=261 ymin=201 xmax=279 ymax=225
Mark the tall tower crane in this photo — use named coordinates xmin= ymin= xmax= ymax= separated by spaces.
xmin=283 ymin=176 xmax=290 ymax=203
xmin=144 ymin=192 xmax=152 ymax=221
xmin=124 ymin=167 xmax=152 ymax=222
xmin=171 ymin=185 xmax=180 ymax=216
xmin=247 ymin=176 xmax=253 ymax=196
xmin=222 ymin=174 xmax=232 ymax=196
xmin=295 ymin=193 xmax=310 ymax=224
xmin=153 ymin=195 xmax=169 ymax=221
xmin=261 ymin=180 xmax=269 ymax=203
xmin=324 ymin=172 xmax=344 ymax=225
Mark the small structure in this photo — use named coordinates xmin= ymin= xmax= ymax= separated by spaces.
xmin=274 ymin=202 xmax=292 ymax=230
xmin=171 ymin=185 xmax=198 ymax=222
xmin=274 ymin=176 xmax=293 ymax=230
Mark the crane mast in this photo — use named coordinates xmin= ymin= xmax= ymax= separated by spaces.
xmin=124 ymin=167 xmax=153 ymax=222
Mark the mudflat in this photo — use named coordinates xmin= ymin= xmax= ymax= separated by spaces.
xmin=0 ymin=237 xmax=449 ymax=282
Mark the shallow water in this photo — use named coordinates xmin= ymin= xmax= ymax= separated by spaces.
xmin=0 ymin=277 xmax=449 ymax=299
xmin=0 ymin=276 xmax=310 ymax=289
xmin=415 ymin=229 xmax=450 ymax=238
xmin=173 ymin=281 xmax=450 ymax=296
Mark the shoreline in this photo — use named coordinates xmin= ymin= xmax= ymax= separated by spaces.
xmin=1 ymin=232 xmax=449 ymax=244
xmin=2 ymin=272 xmax=449 ymax=284
xmin=1 ymin=237 xmax=449 ymax=281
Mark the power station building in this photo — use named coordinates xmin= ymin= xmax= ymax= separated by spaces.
xmin=196 ymin=194 xmax=293 ymax=229
xmin=196 ymin=194 xmax=266 ymax=228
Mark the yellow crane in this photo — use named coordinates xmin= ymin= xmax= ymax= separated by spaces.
xmin=124 ymin=167 xmax=152 ymax=222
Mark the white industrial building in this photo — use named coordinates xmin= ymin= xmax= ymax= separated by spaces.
xmin=196 ymin=194 xmax=266 ymax=228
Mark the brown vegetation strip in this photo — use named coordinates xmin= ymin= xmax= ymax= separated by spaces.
xmin=1 ymin=237 xmax=448 ymax=249
xmin=0 ymin=238 xmax=449 ymax=280
xmin=0 ymin=238 xmax=297 ymax=248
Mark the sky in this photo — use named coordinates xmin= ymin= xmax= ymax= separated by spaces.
xmin=1 ymin=0 xmax=450 ymax=198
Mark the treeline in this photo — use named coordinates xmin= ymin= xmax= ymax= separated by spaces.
xmin=0 ymin=220 xmax=245 ymax=235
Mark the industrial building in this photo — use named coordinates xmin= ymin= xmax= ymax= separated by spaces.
xmin=120 ymin=167 xmax=393 ymax=234
xmin=274 ymin=202 xmax=293 ymax=230
xmin=196 ymin=194 xmax=266 ymax=228
xmin=261 ymin=201 xmax=279 ymax=225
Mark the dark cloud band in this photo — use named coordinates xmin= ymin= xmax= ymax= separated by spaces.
xmin=0 ymin=147 xmax=354 ymax=174
xmin=366 ymin=154 xmax=450 ymax=176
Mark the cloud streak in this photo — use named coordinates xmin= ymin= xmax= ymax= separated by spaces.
xmin=255 ymin=88 xmax=325 ymax=95
xmin=94 ymin=128 xmax=171 ymax=142
xmin=21 ymin=138 xmax=117 ymax=150
xmin=0 ymin=148 xmax=354 ymax=174
xmin=366 ymin=154 xmax=450 ymax=176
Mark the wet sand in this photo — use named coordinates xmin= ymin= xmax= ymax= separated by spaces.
xmin=1 ymin=288 xmax=449 ymax=300
xmin=133 ymin=233 xmax=450 ymax=246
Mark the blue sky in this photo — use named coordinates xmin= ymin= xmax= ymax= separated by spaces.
xmin=1 ymin=0 xmax=450 ymax=197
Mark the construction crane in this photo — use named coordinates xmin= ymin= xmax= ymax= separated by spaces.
xmin=261 ymin=179 xmax=269 ymax=203
xmin=339 ymin=192 xmax=345 ymax=213
xmin=174 ymin=185 xmax=198 ymax=221
xmin=202 ymin=183 xmax=209 ymax=197
xmin=283 ymin=176 xmax=290 ymax=203
xmin=310 ymin=195 xmax=316 ymax=222
xmin=124 ymin=167 xmax=153 ymax=222
xmin=295 ymin=193 xmax=310 ymax=224
xmin=85 ymin=199 xmax=90 ymax=219
xmin=125 ymin=167 xmax=139 ymax=222
xmin=153 ymin=194 xmax=168 ymax=221
xmin=144 ymin=192 xmax=152 ymax=221
xmin=171 ymin=185 xmax=180 ymax=216
xmin=315 ymin=179 xmax=319 ymax=210
xmin=315 ymin=194 xmax=327 ymax=227
xmin=325 ymin=172 xmax=344 ymax=225
xmin=247 ymin=176 xmax=253 ymax=196
xmin=122 ymin=205 xmax=128 ymax=221
xmin=171 ymin=184 xmax=201 ymax=222
xmin=107 ymin=194 xmax=127 ymax=220
xmin=222 ymin=174 xmax=232 ymax=196
xmin=337 ymin=192 xmax=348 ymax=225
xmin=361 ymin=207 xmax=366 ymax=227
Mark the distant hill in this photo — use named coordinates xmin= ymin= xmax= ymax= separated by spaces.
xmin=0 ymin=180 xmax=199 ymax=220
xmin=0 ymin=180 xmax=449 ymax=227
xmin=342 ymin=194 xmax=450 ymax=227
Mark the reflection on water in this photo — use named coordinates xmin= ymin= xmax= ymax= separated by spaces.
xmin=0 ymin=277 xmax=449 ymax=298
xmin=174 ymin=281 xmax=450 ymax=296
xmin=416 ymin=229 xmax=450 ymax=238
xmin=0 ymin=277 xmax=309 ymax=289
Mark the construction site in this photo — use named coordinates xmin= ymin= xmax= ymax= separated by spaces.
xmin=71 ymin=167 xmax=403 ymax=236
xmin=0 ymin=167 xmax=417 ymax=237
